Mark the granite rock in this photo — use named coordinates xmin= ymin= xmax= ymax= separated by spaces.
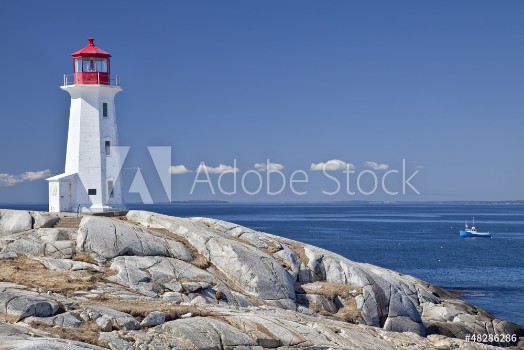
xmin=0 ymin=209 xmax=521 ymax=350
xmin=0 ymin=291 xmax=59 ymax=319
xmin=26 ymin=311 xmax=83 ymax=328
xmin=0 ymin=210 xmax=33 ymax=236
xmin=85 ymin=306 xmax=139 ymax=330
xmin=140 ymin=311 xmax=166 ymax=327
xmin=76 ymin=216 xmax=193 ymax=261
xmin=31 ymin=212 xmax=59 ymax=229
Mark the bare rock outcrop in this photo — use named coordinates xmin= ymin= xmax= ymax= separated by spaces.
xmin=0 ymin=209 xmax=522 ymax=349
xmin=76 ymin=216 xmax=193 ymax=261
xmin=0 ymin=291 xmax=59 ymax=319
xmin=0 ymin=210 xmax=33 ymax=236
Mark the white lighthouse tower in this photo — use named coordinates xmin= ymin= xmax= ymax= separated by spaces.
xmin=47 ymin=38 xmax=125 ymax=213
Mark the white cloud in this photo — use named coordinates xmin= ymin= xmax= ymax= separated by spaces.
xmin=196 ymin=163 xmax=239 ymax=174
xmin=0 ymin=169 xmax=52 ymax=187
xmin=169 ymin=165 xmax=192 ymax=174
xmin=310 ymin=159 xmax=355 ymax=171
xmin=254 ymin=162 xmax=284 ymax=172
xmin=364 ymin=161 xmax=389 ymax=171
xmin=416 ymin=165 xmax=424 ymax=169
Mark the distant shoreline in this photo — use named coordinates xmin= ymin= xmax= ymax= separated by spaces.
xmin=1 ymin=200 xmax=523 ymax=207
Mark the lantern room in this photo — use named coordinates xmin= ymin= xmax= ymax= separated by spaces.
xmin=71 ymin=37 xmax=111 ymax=85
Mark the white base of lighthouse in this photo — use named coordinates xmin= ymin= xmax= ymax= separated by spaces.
xmin=48 ymin=83 xmax=125 ymax=213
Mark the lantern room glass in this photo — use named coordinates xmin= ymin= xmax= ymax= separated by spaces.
xmin=75 ymin=58 xmax=108 ymax=73
xmin=75 ymin=59 xmax=82 ymax=72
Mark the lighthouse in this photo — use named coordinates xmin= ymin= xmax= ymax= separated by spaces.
xmin=47 ymin=38 xmax=125 ymax=213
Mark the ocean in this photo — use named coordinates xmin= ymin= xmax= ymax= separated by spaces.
xmin=5 ymin=203 xmax=524 ymax=326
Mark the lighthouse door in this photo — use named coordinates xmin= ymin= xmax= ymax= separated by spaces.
xmin=59 ymin=181 xmax=72 ymax=212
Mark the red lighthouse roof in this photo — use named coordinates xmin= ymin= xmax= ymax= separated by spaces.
xmin=71 ymin=37 xmax=111 ymax=58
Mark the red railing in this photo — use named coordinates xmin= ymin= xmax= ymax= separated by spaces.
xmin=63 ymin=74 xmax=120 ymax=86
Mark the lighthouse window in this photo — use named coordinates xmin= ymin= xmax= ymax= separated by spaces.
xmin=75 ymin=59 xmax=82 ymax=72
xmin=88 ymin=189 xmax=97 ymax=196
xmin=102 ymin=103 xmax=108 ymax=117
xmin=105 ymin=141 xmax=111 ymax=155
xmin=98 ymin=59 xmax=108 ymax=73
xmin=83 ymin=59 xmax=96 ymax=72
xmin=81 ymin=58 xmax=108 ymax=72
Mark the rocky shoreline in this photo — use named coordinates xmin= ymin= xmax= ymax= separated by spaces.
xmin=0 ymin=209 xmax=522 ymax=349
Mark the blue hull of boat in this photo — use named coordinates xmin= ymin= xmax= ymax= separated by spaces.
xmin=460 ymin=230 xmax=491 ymax=238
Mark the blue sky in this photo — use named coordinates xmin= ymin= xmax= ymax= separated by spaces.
xmin=0 ymin=1 xmax=523 ymax=203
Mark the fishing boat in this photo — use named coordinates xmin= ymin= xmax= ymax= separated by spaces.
xmin=460 ymin=217 xmax=491 ymax=238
